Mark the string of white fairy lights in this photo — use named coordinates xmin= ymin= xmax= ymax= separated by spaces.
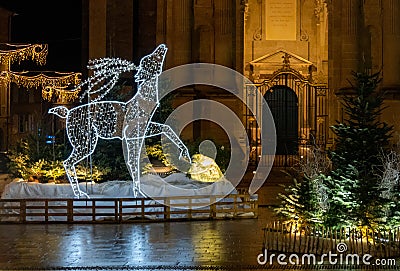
xmin=76 ymin=57 xmax=138 ymax=102
xmin=49 ymin=44 xmax=191 ymax=198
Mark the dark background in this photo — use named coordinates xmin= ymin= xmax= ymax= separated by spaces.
xmin=0 ymin=0 xmax=82 ymax=71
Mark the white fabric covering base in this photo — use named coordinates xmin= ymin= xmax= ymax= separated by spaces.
xmin=0 ymin=173 xmax=256 ymax=221
xmin=1 ymin=173 xmax=236 ymax=199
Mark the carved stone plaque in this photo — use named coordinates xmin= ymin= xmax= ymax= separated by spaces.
xmin=265 ymin=0 xmax=297 ymax=40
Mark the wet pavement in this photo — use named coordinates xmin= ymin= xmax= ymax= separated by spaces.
xmin=0 ymin=173 xmax=289 ymax=271
xmin=0 ymin=208 xmax=387 ymax=271
xmin=0 ymin=215 xmax=268 ymax=270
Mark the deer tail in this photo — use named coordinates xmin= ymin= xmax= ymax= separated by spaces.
xmin=48 ymin=106 xmax=69 ymax=119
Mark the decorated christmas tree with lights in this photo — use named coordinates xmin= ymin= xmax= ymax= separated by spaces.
xmin=324 ymin=71 xmax=393 ymax=228
xmin=277 ymin=71 xmax=396 ymax=229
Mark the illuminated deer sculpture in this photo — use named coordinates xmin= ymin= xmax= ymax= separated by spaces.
xmin=49 ymin=44 xmax=191 ymax=198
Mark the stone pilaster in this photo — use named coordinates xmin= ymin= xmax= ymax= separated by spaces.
xmin=156 ymin=0 xmax=167 ymax=45
xmin=382 ymin=0 xmax=400 ymax=87
xmin=88 ymin=0 xmax=107 ymax=60
xmin=362 ymin=0 xmax=382 ymax=73
xmin=172 ymin=0 xmax=192 ymax=65
xmin=340 ymin=0 xmax=360 ymax=85
xmin=106 ymin=0 xmax=133 ymax=60
xmin=0 ymin=61 xmax=8 ymax=151
xmin=215 ymin=0 xmax=233 ymax=67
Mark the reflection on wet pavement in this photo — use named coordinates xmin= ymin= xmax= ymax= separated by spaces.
xmin=0 ymin=219 xmax=265 ymax=270
xmin=0 ymin=208 xmax=386 ymax=270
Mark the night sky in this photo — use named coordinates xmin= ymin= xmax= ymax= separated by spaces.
xmin=0 ymin=0 xmax=82 ymax=72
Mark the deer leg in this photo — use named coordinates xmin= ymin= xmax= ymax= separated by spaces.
xmin=124 ymin=138 xmax=142 ymax=197
xmin=146 ymin=122 xmax=192 ymax=163
xmin=63 ymin=149 xmax=89 ymax=199
xmin=64 ymin=132 xmax=98 ymax=198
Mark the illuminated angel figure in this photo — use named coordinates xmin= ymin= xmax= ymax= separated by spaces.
xmin=49 ymin=44 xmax=191 ymax=198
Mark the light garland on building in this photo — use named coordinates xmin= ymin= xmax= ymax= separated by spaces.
xmin=42 ymin=86 xmax=80 ymax=102
xmin=0 ymin=71 xmax=81 ymax=101
xmin=0 ymin=43 xmax=48 ymax=66
xmin=49 ymin=44 xmax=191 ymax=198
xmin=7 ymin=71 xmax=81 ymax=88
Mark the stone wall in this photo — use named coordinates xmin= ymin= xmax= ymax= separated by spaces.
xmin=329 ymin=0 xmax=400 ymax=142
xmin=244 ymin=0 xmax=328 ymax=80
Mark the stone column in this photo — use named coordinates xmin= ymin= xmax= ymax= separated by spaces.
xmin=362 ymin=0 xmax=382 ymax=73
xmin=156 ymin=0 xmax=167 ymax=45
xmin=0 ymin=61 xmax=9 ymax=151
xmin=172 ymin=0 xmax=192 ymax=65
xmin=88 ymin=0 xmax=107 ymax=60
xmin=328 ymin=0 xmax=360 ymax=145
xmin=314 ymin=0 xmax=328 ymax=79
xmin=106 ymin=0 xmax=133 ymax=60
xmin=382 ymin=0 xmax=400 ymax=87
xmin=340 ymin=0 xmax=360 ymax=85
xmin=215 ymin=0 xmax=233 ymax=67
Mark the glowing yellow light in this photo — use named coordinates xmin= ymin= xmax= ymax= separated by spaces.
xmin=42 ymin=86 xmax=80 ymax=102
xmin=0 ymin=44 xmax=48 ymax=65
xmin=188 ymin=154 xmax=223 ymax=183
xmin=0 ymin=43 xmax=81 ymax=102
xmin=0 ymin=71 xmax=81 ymax=101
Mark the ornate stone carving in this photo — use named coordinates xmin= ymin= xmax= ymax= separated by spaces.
xmin=241 ymin=0 xmax=249 ymax=21
xmin=314 ymin=0 xmax=326 ymax=22
xmin=312 ymin=71 xmax=328 ymax=85
xmin=282 ymin=53 xmax=291 ymax=68
xmin=323 ymin=0 xmax=332 ymax=15
xmin=253 ymin=27 xmax=262 ymax=41
xmin=300 ymin=29 xmax=309 ymax=41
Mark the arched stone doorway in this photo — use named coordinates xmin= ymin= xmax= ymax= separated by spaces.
xmin=264 ymin=85 xmax=298 ymax=156
xmin=245 ymin=63 xmax=328 ymax=167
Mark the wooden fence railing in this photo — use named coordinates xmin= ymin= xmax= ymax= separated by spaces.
xmin=262 ymin=221 xmax=400 ymax=258
xmin=0 ymin=194 xmax=257 ymax=223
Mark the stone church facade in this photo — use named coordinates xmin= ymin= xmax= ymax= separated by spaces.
xmin=0 ymin=0 xmax=397 ymax=167
xmin=83 ymin=0 xmax=400 ymax=166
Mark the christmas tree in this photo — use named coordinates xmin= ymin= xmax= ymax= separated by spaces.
xmin=276 ymin=71 xmax=393 ymax=229
xmin=325 ymin=71 xmax=392 ymax=228
xmin=276 ymin=144 xmax=331 ymax=226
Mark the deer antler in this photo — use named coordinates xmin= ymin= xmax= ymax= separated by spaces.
xmin=75 ymin=58 xmax=138 ymax=102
